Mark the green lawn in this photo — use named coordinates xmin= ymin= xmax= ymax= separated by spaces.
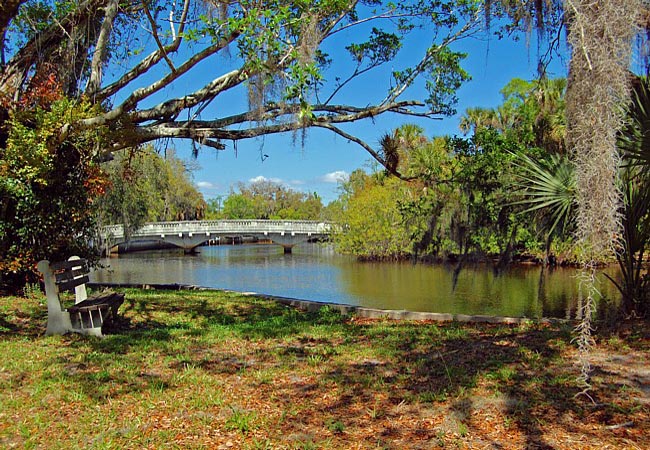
xmin=0 ymin=288 xmax=647 ymax=449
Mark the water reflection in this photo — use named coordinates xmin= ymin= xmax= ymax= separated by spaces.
xmin=91 ymin=243 xmax=619 ymax=318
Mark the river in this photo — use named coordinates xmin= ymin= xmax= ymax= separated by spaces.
xmin=91 ymin=243 xmax=620 ymax=319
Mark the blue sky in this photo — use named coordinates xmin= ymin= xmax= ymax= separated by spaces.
xmin=171 ymin=28 xmax=569 ymax=204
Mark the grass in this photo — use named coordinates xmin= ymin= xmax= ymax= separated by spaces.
xmin=0 ymin=287 xmax=648 ymax=449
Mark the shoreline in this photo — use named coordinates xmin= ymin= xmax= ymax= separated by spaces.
xmin=88 ymin=281 xmax=569 ymax=325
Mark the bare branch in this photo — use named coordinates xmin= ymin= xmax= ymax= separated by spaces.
xmin=123 ymin=98 xmax=424 ymax=180
xmin=314 ymin=123 xmax=415 ymax=181
xmin=313 ymin=101 xmax=434 ymax=124
xmin=381 ymin=9 xmax=482 ymax=106
xmin=128 ymin=66 xmax=247 ymax=123
xmin=123 ymin=33 xmax=239 ymax=115
xmin=320 ymin=0 xmax=358 ymax=37
xmin=141 ymin=0 xmax=176 ymax=73
xmin=85 ymin=0 xmax=119 ymax=98
xmin=96 ymin=0 xmax=191 ymax=101
xmin=0 ymin=0 xmax=27 ymax=45
xmin=0 ymin=0 xmax=109 ymax=98
xmin=326 ymin=9 xmax=411 ymax=37
xmin=323 ymin=63 xmax=377 ymax=105
xmin=165 ymin=100 xmax=435 ymax=132
xmin=123 ymin=119 xmax=302 ymax=150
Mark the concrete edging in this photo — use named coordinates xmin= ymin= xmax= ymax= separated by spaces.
xmin=88 ymin=282 xmax=565 ymax=325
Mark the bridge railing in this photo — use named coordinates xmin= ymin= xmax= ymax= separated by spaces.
xmin=101 ymin=220 xmax=332 ymax=240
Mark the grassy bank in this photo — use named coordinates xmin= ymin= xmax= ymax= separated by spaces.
xmin=0 ymin=288 xmax=648 ymax=449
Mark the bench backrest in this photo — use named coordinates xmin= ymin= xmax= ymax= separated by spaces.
xmin=50 ymin=259 xmax=90 ymax=292
xmin=38 ymin=257 xmax=89 ymax=304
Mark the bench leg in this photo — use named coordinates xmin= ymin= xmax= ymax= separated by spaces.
xmin=80 ymin=326 xmax=104 ymax=338
xmin=46 ymin=311 xmax=73 ymax=336
xmin=70 ymin=309 xmax=108 ymax=337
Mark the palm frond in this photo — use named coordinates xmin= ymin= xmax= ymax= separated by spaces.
xmin=620 ymin=76 xmax=650 ymax=172
xmin=512 ymin=152 xmax=576 ymax=237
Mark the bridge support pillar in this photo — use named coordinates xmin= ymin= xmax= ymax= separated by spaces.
xmin=160 ymin=233 xmax=209 ymax=253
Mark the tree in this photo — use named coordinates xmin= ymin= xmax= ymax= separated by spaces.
xmin=460 ymin=77 xmax=566 ymax=154
xmin=95 ymin=146 xmax=206 ymax=235
xmin=220 ymin=179 xmax=323 ymax=220
xmin=0 ymin=95 xmax=108 ymax=289
xmin=332 ymin=173 xmax=411 ymax=260
xmin=221 ymin=193 xmax=257 ymax=219
xmin=205 ymin=196 xmax=225 ymax=219
xmin=1 ymin=0 xmax=483 ymax=169
xmin=513 ymin=151 xmax=576 ymax=264
xmin=334 ymin=124 xmax=531 ymax=262
xmin=1 ymin=0 xmax=485 ymax=288
xmin=611 ymin=76 xmax=650 ymax=319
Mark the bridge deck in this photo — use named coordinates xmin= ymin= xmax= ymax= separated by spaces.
xmin=100 ymin=220 xmax=332 ymax=253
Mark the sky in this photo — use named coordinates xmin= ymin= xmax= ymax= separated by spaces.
xmin=161 ymin=19 xmax=570 ymax=205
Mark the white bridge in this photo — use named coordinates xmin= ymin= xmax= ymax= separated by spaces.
xmin=100 ymin=220 xmax=332 ymax=253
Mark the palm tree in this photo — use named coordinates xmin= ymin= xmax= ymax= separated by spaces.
xmin=612 ymin=76 xmax=650 ymax=318
xmin=514 ymin=75 xmax=650 ymax=319
xmin=459 ymin=107 xmax=497 ymax=134
xmin=531 ymin=77 xmax=567 ymax=154
xmin=513 ymin=152 xmax=576 ymax=264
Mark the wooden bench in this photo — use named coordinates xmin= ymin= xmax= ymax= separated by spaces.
xmin=37 ymin=257 xmax=124 ymax=337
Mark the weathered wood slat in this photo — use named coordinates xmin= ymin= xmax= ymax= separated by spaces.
xmin=55 ymin=267 xmax=87 ymax=283
xmin=58 ymin=275 xmax=90 ymax=292
xmin=51 ymin=259 xmax=88 ymax=271
xmin=67 ymin=293 xmax=124 ymax=313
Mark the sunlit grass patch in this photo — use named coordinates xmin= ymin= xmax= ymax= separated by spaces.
xmin=0 ymin=289 xmax=647 ymax=449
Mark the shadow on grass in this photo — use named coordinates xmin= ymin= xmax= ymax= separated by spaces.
xmin=31 ymin=293 xmax=347 ymax=401
xmin=281 ymin=323 xmax=582 ymax=449
xmin=0 ymin=302 xmax=47 ymax=337
xmin=0 ymin=312 xmax=18 ymax=333
xmin=1 ymin=290 xmax=627 ymax=448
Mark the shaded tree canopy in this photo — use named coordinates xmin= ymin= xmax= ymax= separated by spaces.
xmin=96 ymin=146 xmax=207 ymax=235
xmin=0 ymin=0 xmax=492 ymax=173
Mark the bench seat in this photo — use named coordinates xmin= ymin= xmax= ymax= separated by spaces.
xmin=67 ymin=292 xmax=124 ymax=313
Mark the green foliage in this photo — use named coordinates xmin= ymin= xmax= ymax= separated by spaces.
xmin=513 ymin=152 xmax=576 ymax=240
xmin=95 ymin=147 xmax=207 ymax=235
xmin=460 ymin=77 xmax=566 ymax=154
xmin=217 ymin=179 xmax=323 ymax=220
xmin=222 ymin=194 xmax=258 ymax=220
xmin=332 ymin=174 xmax=411 ymax=260
xmin=333 ymin=78 xmax=570 ymax=262
xmin=333 ymin=124 xmax=531 ymax=260
xmin=424 ymin=47 xmax=470 ymax=116
xmin=205 ymin=196 xmax=225 ymax=220
xmin=0 ymin=98 xmax=108 ymax=289
xmin=611 ymin=76 xmax=650 ymax=318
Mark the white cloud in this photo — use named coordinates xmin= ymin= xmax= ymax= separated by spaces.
xmin=249 ymin=175 xmax=283 ymax=184
xmin=196 ymin=181 xmax=215 ymax=189
xmin=319 ymin=170 xmax=349 ymax=183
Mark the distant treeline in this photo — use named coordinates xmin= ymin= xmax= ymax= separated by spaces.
xmin=205 ymin=180 xmax=326 ymax=221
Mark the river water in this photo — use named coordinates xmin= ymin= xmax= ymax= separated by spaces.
xmin=91 ymin=243 xmax=620 ymax=319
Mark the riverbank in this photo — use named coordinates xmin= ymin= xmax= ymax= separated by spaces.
xmin=0 ymin=288 xmax=648 ymax=449
xmin=88 ymin=281 xmax=562 ymax=325
xmin=92 ymin=244 xmax=620 ymax=319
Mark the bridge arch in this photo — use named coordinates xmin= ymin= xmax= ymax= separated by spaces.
xmin=100 ymin=220 xmax=331 ymax=254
